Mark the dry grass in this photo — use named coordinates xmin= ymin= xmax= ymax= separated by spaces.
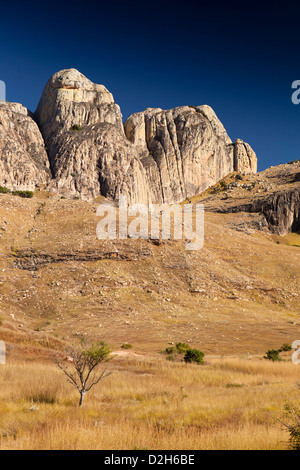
xmin=0 ymin=182 xmax=299 ymax=450
xmin=0 ymin=192 xmax=299 ymax=356
xmin=0 ymin=355 xmax=299 ymax=450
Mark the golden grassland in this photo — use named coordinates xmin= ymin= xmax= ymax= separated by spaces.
xmin=0 ymin=180 xmax=299 ymax=450
xmin=0 ymin=354 xmax=299 ymax=450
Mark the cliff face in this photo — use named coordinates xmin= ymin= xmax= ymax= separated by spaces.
xmin=0 ymin=103 xmax=51 ymax=191
xmin=124 ymin=105 xmax=257 ymax=203
xmin=255 ymin=187 xmax=300 ymax=235
xmin=0 ymin=68 xmax=257 ymax=205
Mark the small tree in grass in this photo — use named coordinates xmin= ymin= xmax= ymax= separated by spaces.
xmin=278 ymin=403 xmax=300 ymax=450
xmin=56 ymin=341 xmax=112 ymax=406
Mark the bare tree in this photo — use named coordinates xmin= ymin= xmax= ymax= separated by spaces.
xmin=56 ymin=341 xmax=112 ymax=406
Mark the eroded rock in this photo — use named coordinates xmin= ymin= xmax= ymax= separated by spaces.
xmin=124 ymin=105 xmax=257 ymax=203
xmin=0 ymin=103 xmax=51 ymax=191
xmin=35 ymin=69 xmax=151 ymax=204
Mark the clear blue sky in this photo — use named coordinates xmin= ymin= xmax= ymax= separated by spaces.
xmin=0 ymin=0 xmax=299 ymax=171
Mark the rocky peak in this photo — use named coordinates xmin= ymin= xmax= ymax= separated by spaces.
xmin=35 ymin=69 xmax=150 ymax=204
xmin=0 ymin=68 xmax=258 ymax=206
xmin=35 ymin=68 xmax=124 ymax=141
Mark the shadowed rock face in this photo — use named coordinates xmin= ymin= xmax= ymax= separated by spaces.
xmin=249 ymin=187 xmax=300 ymax=235
xmin=217 ymin=188 xmax=300 ymax=235
xmin=0 ymin=103 xmax=51 ymax=191
xmin=124 ymin=105 xmax=257 ymax=203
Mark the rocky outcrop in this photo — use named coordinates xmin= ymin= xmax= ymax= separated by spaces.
xmin=0 ymin=68 xmax=257 ymax=205
xmin=12 ymin=246 xmax=153 ymax=271
xmin=217 ymin=188 xmax=300 ymax=236
xmin=233 ymin=139 xmax=257 ymax=174
xmin=227 ymin=187 xmax=300 ymax=235
xmin=35 ymin=69 xmax=151 ymax=204
xmin=124 ymin=105 xmax=257 ymax=203
xmin=201 ymin=162 xmax=300 ymax=236
xmin=257 ymin=187 xmax=300 ymax=235
xmin=0 ymin=103 xmax=51 ymax=191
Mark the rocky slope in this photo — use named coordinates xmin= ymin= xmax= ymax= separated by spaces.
xmin=0 ymin=188 xmax=299 ymax=355
xmin=191 ymin=161 xmax=300 ymax=235
xmin=0 ymin=68 xmax=257 ymax=204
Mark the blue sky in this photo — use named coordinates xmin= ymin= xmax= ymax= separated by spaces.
xmin=0 ymin=0 xmax=299 ymax=171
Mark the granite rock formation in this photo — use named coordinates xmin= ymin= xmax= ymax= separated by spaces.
xmin=0 ymin=68 xmax=257 ymax=205
xmin=0 ymin=103 xmax=51 ymax=191
xmin=124 ymin=105 xmax=257 ymax=203
xmin=35 ymin=69 xmax=151 ymax=204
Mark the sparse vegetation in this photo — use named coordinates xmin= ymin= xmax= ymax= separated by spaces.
xmin=184 ymin=348 xmax=205 ymax=365
xmin=164 ymin=343 xmax=205 ymax=365
xmin=0 ymin=356 xmax=298 ymax=450
xmin=220 ymin=181 xmax=228 ymax=190
xmin=264 ymin=349 xmax=282 ymax=362
xmin=12 ymin=190 xmax=34 ymax=198
xmin=121 ymin=343 xmax=133 ymax=350
xmin=0 ymin=186 xmax=10 ymax=194
xmin=70 ymin=124 xmax=82 ymax=131
xmin=56 ymin=341 xmax=112 ymax=406
xmin=279 ymin=403 xmax=300 ymax=450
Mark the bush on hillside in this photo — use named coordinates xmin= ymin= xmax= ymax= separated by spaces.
xmin=184 ymin=348 xmax=205 ymax=365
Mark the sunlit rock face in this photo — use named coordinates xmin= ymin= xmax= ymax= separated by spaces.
xmin=0 ymin=102 xmax=51 ymax=191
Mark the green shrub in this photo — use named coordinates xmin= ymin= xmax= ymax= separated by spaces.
xmin=236 ymin=174 xmax=243 ymax=181
xmin=175 ymin=343 xmax=190 ymax=354
xmin=281 ymin=404 xmax=300 ymax=450
xmin=164 ymin=343 xmax=205 ymax=364
xmin=220 ymin=181 xmax=228 ymax=190
xmin=12 ymin=190 xmax=34 ymax=198
xmin=264 ymin=349 xmax=282 ymax=362
xmin=165 ymin=347 xmax=175 ymax=355
xmin=0 ymin=186 xmax=10 ymax=194
xmin=121 ymin=344 xmax=133 ymax=350
xmin=279 ymin=344 xmax=292 ymax=352
xmin=184 ymin=348 xmax=205 ymax=365
xmin=70 ymin=124 xmax=82 ymax=131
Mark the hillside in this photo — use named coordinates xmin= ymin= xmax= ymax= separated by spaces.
xmin=0 ymin=162 xmax=299 ymax=357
